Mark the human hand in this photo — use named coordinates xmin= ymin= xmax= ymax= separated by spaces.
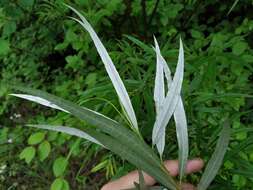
xmin=101 ymin=158 xmax=204 ymax=190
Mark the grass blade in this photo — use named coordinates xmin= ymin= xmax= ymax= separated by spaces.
xmin=10 ymin=93 xmax=116 ymax=123
xmin=27 ymin=124 xmax=103 ymax=146
xmin=197 ymin=121 xmax=231 ymax=190
xmin=124 ymin=35 xmax=154 ymax=55
xmin=10 ymin=94 xmax=69 ymax=113
xmin=227 ymin=0 xmax=240 ymax=16
xmin=66 ymin=4 xmax=138 ymax=131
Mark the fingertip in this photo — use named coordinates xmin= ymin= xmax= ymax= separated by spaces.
xmin=164 ymin=160 xmax=179 ymax=176
xmin=186 ymin=158 xmax=204 ymax=174
xmin=163 ymin=158 xmax=204 ymax=177
xmin=101 ymin=184 xmax=109 ymax=190
xmin=100 ymin=170 xmax=156 ymax=190
xmin=181 ymin=183 xmax=196 ymax=190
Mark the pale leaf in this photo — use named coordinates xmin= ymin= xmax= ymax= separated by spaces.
xmin=27 ymin=124 xmax=103 ymax=146
xmin=66 ymin=5 xmax=138 ymax=131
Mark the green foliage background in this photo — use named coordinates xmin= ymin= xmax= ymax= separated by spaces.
xmin=0 ymin=0 xmax=253 ymax=189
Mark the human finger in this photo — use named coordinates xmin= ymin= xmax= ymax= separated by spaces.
xmin=164 ymin=158 xmax=204 ymax=176
xmin=101 ymin=158 xmax=203 ymax=190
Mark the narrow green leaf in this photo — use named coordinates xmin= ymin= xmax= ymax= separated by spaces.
xmin=227 ymin=0 xmax=240 ymax=16
xmin=28 ymin=124 xmax=103 ymax=146
xmin=91 ymin=160 xmax=108 ymax=173
xmin=124 ymin=35 xmax=154 ymax=55
xmin=197 ymin=121 xmax=231 ymax=190
xmin=66 ymin=4 xmax=138 ymax=131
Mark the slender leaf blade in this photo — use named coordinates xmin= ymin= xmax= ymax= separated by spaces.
xmin=227 ymin=0 xmax=240 ymax=16
xmin=66 ymin=5 xmax=138 ymax=130
xmin=173 ymin=99 xmax=188 ymax=182
xmin=197 ymin=121 xmax=231 ymax=190
xmin=152 ymin=37 xmax=168 ymax=157
xmin=10 ymin=94 xmax=69 ymax=113
xmin=124 ymin=35 xmax=154 ymax=55
xmin=153 ymin=36 xmax=165 ymax=115
xmin=27 ymin=124 xmax=103 ymax=146
xmin=10 ymin=93 xmax=116 ymax=123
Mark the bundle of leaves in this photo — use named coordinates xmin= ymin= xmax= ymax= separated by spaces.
xmin=8 ymin=5 xmax=231 ymax=190
xmin=1 ymin=0 xmax=253 ymax=189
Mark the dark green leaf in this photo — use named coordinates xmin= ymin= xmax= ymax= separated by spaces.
xmin=197 ymin=121 xmax=231 ymax=190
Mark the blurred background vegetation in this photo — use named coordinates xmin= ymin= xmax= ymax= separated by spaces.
xmin=0 ymin=0 xmax=253 ymax=189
